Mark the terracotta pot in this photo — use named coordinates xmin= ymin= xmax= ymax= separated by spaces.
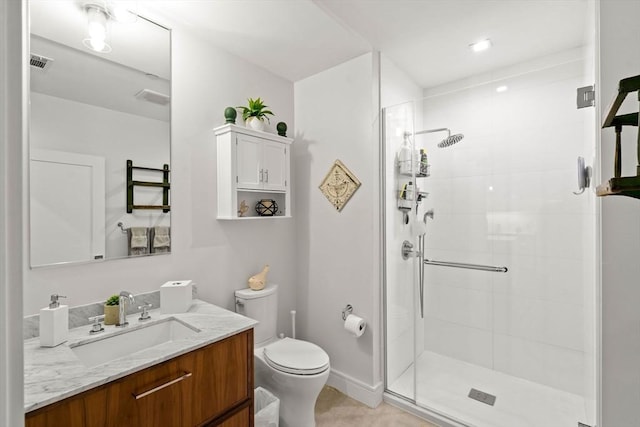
xmin=104 ymin=304 xmax=119 ymax=325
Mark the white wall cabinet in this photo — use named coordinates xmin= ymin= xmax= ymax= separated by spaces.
xmin=215 ymin=124 xmax=292 ymax=219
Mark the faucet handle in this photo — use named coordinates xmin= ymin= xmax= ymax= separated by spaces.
xmin=138 ymin=302 xmax=152 ymax=321
xmin=88 ymin=315 xmax=105 ymax=334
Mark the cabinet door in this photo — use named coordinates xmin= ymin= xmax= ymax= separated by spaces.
xmin=206 ymin=402 xmax=252 ymax=427
xmin=26 ymin=387 xmax=108 ymax=427
xmin=191 ymin=331 xmax=252 ymax=426
xmin=262 ymin=141 xmax=287 ymax=191
xmin=236 ymin=135 xmax=263 ymax=190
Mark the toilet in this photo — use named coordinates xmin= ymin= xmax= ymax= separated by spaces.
xmin=235 ymin=284 xmax=330 ymax=427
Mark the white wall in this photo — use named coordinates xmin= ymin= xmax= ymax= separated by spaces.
xmin=1 ymin=0 xmax=25 ymax=425
xmin=599 ymin=1 xmax=640 ymax=426
xmin=24 ymin=19 xmax=299 ymax=341
xmin=30 ymin=93 xmax=170 ymax=259
xmin=380 ymin=54 xmax=424 ymax=390
xmin=420 ymin=49 xmax=596 ymax=397
xmin=294 ymin=52 xmax=382 ymax=403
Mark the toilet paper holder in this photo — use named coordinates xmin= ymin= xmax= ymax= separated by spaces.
xmin=341 ymin=304 xmax=353 ymax=321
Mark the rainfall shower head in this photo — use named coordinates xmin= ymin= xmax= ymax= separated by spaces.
xmin=414 ymin=127 xmax=464 ymax=148
xmin=438 ymin=133 xmax=464 ymax=148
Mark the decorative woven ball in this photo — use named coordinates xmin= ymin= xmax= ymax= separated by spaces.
xmin=255 ymin=199 xmax=278 ymax=216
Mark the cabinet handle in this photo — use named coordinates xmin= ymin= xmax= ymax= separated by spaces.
xmin=259 ymin=168 xmax=264 ymax=182
xmin=133 ymin=371 xmax=192 ymax=400
xmin=265 ymin=169 xmax=269 ymax=183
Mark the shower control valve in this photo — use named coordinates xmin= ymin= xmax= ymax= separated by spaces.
xmin=401 ymin=240 xmax=421 ymax=260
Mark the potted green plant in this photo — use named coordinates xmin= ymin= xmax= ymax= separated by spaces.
xmin=104 ymin=294 xmax=119 ymax=325
xmin=237 ymin=97 xmax=274 ymax=131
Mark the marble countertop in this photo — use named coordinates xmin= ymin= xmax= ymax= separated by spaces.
xmin=24 ymin=299 xmax=257 ymax=413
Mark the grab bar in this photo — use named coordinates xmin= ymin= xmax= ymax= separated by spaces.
xmin=424 ymin=259 xmax=508 ymax=273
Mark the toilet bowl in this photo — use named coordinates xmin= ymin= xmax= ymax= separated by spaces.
xmin=235 ymin=285 xmax=330 ymax=427
xmin=255 ymin=337 xmax=330 ymax=427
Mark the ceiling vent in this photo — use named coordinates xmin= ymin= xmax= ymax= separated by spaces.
xmin=30 ymin=53 xmax=54 ymax=70
xmin=134 ymin=89 xmax=170 ymax=106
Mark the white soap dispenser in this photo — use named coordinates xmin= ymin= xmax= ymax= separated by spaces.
xmin=39 ymin=294 xmax=69 ymax=347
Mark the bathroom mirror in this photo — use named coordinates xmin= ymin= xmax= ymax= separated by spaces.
xmin=28 ymin=0 xmax=171 ymax=267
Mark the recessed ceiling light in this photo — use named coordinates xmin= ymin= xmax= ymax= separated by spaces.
xmin=469 ymin=39 xmax=492 ymax=53
xmin=496 ymin=85 xmax=508 ymax=93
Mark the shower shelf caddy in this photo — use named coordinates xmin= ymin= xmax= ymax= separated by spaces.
xmin=597 ymin=74 xmax=640 ymax=199
xmin=126 ymin=160 xmax=170 ymax=213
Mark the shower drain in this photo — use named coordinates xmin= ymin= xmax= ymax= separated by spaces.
xmin=468 ymin=388 xmax=496 ymax=406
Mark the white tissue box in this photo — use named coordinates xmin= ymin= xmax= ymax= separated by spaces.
xmin=160 ymin=280 xmax=193 ymax=314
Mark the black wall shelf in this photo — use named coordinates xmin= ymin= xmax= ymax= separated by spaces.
xmin=126 ymin=160 xmax=170 ymax=213
xmin=597 ymin=75 xmax=640 ymax=199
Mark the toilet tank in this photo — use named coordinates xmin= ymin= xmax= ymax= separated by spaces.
xmin=234 ymin=284 xmax=278 ymax=346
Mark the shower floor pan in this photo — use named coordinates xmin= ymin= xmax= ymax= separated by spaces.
xmin=389 ymin=351 xmax=591 ymax=427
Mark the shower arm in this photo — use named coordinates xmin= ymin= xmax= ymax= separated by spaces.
xmin=414 ymin=128 xmax=451 ymax=137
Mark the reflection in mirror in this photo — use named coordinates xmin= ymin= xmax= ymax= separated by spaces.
xmin=29 ymin=1 xmax=171 ymax=267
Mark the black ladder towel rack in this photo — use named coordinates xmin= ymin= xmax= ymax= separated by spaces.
xmin=126 ymin=160 xmax=170 ymax=213
xmin=597 ymin=74 xmax=640 ymax=199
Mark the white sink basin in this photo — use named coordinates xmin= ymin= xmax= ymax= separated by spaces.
xmin=70 ymin=318 xmax=200 ymax=367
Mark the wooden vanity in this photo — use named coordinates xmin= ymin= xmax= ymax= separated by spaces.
xmin=25 ymin=324 xmax=254 ymax=427
xmin=25 ymin=302 xmax=255 ymax=427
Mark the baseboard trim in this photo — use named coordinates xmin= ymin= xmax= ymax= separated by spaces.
xmin=326 ymin=369 xmax=383 ymax=408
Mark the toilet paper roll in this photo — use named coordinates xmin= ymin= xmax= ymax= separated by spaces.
xmin=344 ymin=314 xmax=366 ymax=338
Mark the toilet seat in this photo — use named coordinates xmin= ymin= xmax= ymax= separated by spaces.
xmin=262 ymin=337 xmax=330 ymax=375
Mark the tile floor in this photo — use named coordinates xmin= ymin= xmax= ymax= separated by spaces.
xmin=315 ymin=386 xmax=438 ymax=427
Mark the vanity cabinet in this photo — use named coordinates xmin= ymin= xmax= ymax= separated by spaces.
xmin=215 ymin=124 xmax=292 ymax=219
xmin=25 ymin=329 xmax=254 ymax=427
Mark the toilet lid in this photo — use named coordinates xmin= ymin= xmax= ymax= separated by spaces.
xmin=263 ymin=338 xmax=330 ymax=375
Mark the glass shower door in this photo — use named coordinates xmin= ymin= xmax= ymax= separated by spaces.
xmin=383 ymin=100 xmax=420 ymax=403
xmin=414 ymin=49 xmax=597 ymax=427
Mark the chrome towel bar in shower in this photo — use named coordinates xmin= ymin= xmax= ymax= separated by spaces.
xmin=423 ymin=259 xmax=508 ymax=273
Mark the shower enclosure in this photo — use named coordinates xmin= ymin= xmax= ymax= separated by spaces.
xmin=382 ymin=4 xmax=597 ymax=426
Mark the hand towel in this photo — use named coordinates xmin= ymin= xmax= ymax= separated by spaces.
xmin=152 ymin=226 xmax=170 ymax=253
xmin=130 ymin=227 xmax=148 ymax=248
xmin=128 ymin=227 xmax=149 ymax=256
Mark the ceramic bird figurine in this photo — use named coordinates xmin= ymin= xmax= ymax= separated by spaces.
xmin=248 ymin=264 xmax=270 ymax=290
xmin=238 ymin=200 xmax=249 ymax=217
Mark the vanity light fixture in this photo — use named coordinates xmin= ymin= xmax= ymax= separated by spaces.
xmin=469 ymin=38 xmax=492 ymax=53
xmin=82 ymin=3 xmax=112 ymax=53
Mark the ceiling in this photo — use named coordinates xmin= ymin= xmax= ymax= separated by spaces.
xmin=29 ymin=0 xmax=590 ymax=116
xmin=30 ymin=0 xmax=171 ymax=121
xmin=142 ymin=0 xmax=590 ymax=89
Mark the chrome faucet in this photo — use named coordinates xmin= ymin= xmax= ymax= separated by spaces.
xmin=117 ymin=291 xmax=135 ymax=327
